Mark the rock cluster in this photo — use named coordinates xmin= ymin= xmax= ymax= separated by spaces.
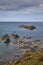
xmin=1 ymin=33 xmax=19 ymax=43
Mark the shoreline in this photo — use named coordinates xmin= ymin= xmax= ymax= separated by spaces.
xmin=0 ymin=37 xmax=43 ymax=65
xmin=0 ymin=23 xmax=43 ymax=65
xmin=0 ymin=47 xmax=43 ymax=65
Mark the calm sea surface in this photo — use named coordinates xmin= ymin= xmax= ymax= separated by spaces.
xmin=0 ymin=22 xmax=43 ymax=59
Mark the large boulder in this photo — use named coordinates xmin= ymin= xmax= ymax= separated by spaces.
xmin=1 ymin=34 xmax=10 ymax=43
xmin=19 ymin=25 xmax=36 ymax=30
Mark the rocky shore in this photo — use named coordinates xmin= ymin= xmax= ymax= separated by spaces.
xmin=3 ymin=49 xmax=43 ymax=65
xmin=1 ymin=33 xmax=43 ymax=50
xmin=0 ymin=32 xmax=43 ymax=65
xmin=0 ymin=24 xmax=43 ymax=65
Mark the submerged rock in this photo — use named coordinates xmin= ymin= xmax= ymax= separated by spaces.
xmin=1 ymin=34 xmax=10 ymax=43
xmin=19 ymin=25 xmax=36 ymax=30
xmin=10 ymin=33 xmax=19 ymax=39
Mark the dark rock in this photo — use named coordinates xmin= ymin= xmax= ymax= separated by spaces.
xmin=15 ymin=34 xmax=19 ymax=39
xmin=10 ymin=33 xmax=19 ymax=39
xmin=33 ymin=40 xmax=41 ymax=42
xmin=19 ymin=25 xmax=36 ymax=30
xmin=23 ymin=36 xmax=32 ymax=39
xmin=1 ymin=34 xmax=10 ymax=43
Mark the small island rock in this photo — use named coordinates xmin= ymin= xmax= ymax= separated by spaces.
xmin=19 ymin=25 xmax=36 ymax=30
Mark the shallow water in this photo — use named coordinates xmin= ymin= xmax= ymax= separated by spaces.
xmin=0 ymin=22 xmax=43 ymax=61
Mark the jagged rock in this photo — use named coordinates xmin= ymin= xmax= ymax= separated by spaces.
xmin=10 ymin=33 xmax=19 ymax=39
xmin=1 ymin=34 xmax=10 ymax=43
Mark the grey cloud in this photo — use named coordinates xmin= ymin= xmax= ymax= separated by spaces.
xmin=0 ymin=0 xmax=43 ymax=11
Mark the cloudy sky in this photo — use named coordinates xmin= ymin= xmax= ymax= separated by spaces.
xmin=0 ymin=0 xmax=43 ymax=22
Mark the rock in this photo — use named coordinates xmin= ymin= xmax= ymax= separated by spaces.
xmin=10 ymin=33 xmax=19 ymax=39
xmin=23 ymin=36 xmax=32 ymax=39
xmin=4 ymin=49 xmax=43 ymax=65
xmin=15 ymin=35 xmax=19 ymax=39
xmin=19 ymin=25 xmax=36 ymax=30
xmin=31 ymin=40 xmax=41 ymax=48
xmin=1 ymin=34 xmax=10 ymax=43
xmin=20 ymin=45 xmax=30 ymax=49
xmin=14 ymin=37 xmax=32 ymax=45
xmin=33 ymin=40 xmax=41 ymax=42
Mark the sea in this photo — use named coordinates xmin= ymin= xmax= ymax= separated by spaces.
xmin=0 ymin=22 xmax=43 ymax=60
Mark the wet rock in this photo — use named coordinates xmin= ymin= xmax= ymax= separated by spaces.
xmin=23 ymin=36 xmax=32 ymax=39
xmin=10 ymin=33 xmax=19 ymax=39
xmin=33 ymin=40 xmax=41 ymax=42
xmin=32 ymin=40 xmax=41 ymax=47
xmin=19 ymin=25 xmax=36 ymax=30
xmin=20 ymin=45 xmax=30 ymax=49
xmin=1 ymin=34 xmax=10 ymax=43
xmin=14 ymin=37 xmax=31 ymax=44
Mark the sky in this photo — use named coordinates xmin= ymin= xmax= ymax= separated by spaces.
xmin=0 ymin=0 xmax=43 ymax=22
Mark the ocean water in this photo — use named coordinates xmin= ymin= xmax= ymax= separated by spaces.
xmin=0 ymin=22 xmax=43 ymax=60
